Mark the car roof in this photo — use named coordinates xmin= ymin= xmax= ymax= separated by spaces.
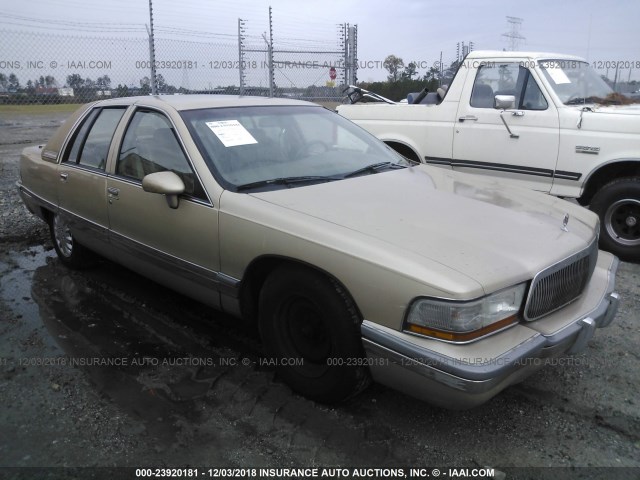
xmin=94 ymin=94 xmax=319 ymax=111
xmin=466 ymin=50 xmax=586 ymax=62
xmin=41 ymin=94 xmax=322 ymax=162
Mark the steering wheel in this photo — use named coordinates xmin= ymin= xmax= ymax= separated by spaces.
xmin=298 ymin=141 xmax=329 ymax=157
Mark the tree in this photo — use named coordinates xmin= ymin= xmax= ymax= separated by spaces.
xmin=44 ymin=75 xmax=56 ymax=87
xmin=26 ymin=80 xmax=35 ymax=93
xmin=96 ymin=75 xmax=111 ymax=90
xmin=66 ymin=74 xmax=85 ymax=89
xmin=383 ymin=55 xmax=404 ymax=82
xmin=139 ymin=76 xmax=151 ymax=94
xmin=0 ymin=73 xmax=7 ymax=88
xmin=424 ymin=65 xmax=441 ymax=83
xmin=116 ymin=84 xmax=130 ymax=97
xmin=156 ymin=74 xmax=167 ymax=92
xmin=8 ymin=73 xmax=20 ymax=91
xmin=401 ymin=62 xmax=418 ymax=80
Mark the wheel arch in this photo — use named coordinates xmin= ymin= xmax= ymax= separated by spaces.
xmin=578 ymin=159 xmax=640 ymax=205
xmin=237 ymin=255 xmax=363 ymax=324
xmin=383 ymin=140 xmax=421 ymax=163
xmin=40 ymin=206 xmax=54 ymax=224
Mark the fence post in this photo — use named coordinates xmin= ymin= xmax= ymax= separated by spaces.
xmin=348 ymin=25 xmax=357 ymax=85
xmin=268 ymin=6 xmax=275 ymax=97
xmin=342 ymin=23 xmax=348 ymax=86
xmin=147 ymin=0 xmax=158 ymax=95
xmin=238 ymin=18 xmax=245 ymax=95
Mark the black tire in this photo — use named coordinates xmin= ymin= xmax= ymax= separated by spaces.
xmin=49 ymin=212 xmax=97 ymax=269
xmin=590 ymin=177 xmax=640 ymax=262
xmin=258 ymin=265 xmax=370 ymax=403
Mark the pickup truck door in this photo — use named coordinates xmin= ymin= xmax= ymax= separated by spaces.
xmin=452 ymin=63 xmax=559 ymax=192
xmin=105 ymin=108 xmax=221 ymax=308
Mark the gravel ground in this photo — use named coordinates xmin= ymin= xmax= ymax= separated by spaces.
xmin=0 ymin=110 xmax=638 ymax=480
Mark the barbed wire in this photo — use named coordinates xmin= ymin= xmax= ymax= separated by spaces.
xmin=0 ymin=23 xmax=351 ymax=104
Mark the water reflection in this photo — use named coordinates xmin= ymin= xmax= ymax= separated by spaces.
xmin=29 ymin=257 xmax=261 ymax=445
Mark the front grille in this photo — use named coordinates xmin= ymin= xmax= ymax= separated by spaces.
xmin=524 ymin=239 xmax=598 ymax=321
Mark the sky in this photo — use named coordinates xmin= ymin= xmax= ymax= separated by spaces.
xmin=1 ymin=0 xmax=639 ymax=89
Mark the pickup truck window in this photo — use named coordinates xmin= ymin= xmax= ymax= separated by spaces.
xmin=117 ymin=110 xmax=206 ymax=200
xmin=539 ymin=60 xmax=613 ymax=105
xmin=470 ymin=63 xmax=547 ymax=111
xmin=64 ymin=107 xmax=126 ymax=170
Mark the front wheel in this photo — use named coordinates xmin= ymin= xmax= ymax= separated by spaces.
xmin=258 ymin=265 xmax=370 ymax=403
xmin=49 ymin=212 xmax=97 ymax=269
xmin=590 ymin=177 xmax=640 ymax=262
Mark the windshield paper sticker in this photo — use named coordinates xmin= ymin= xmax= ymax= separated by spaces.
xmin=205 ymin=120 xmax=258 ymax=147
xmin=545 ymin=62 xmax=571 ymax=85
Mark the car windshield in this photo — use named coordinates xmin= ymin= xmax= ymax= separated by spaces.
xmin=181 ymin=105 xmax=409 ymax=191
xmin=539 ymin=60 xmax=614 ymax=105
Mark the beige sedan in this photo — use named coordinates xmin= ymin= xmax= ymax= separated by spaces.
xmin=18 ymin=95 xmax=619 ymax=408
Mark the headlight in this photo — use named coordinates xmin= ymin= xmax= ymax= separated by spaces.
xmin=404 ymin=283 xmax=527 ymax=343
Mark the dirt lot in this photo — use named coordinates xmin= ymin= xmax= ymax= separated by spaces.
xmin=0 ymin=108 xmax=639 ymax=480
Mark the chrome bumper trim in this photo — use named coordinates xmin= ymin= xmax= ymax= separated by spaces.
xmin=361 ymin=260 xmax=620 ymax=397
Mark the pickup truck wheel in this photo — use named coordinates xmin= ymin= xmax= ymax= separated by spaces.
xmin=590 ymin=178 xmax=640 ymax=262
xmin=258 ymin=265 xmax=370 ymax=403
xmin=50 ymin=213 xmax=96 ymax=269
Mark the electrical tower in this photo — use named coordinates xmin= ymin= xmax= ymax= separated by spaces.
xmin=502 ymin=16 xmax=525 ymax=51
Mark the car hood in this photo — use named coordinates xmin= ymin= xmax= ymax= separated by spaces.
xmin=567 ymin=104 xmax=640 ymax=134
xmin=591 ymin=103 xmax=640 ymax=115
xmin=249 ymin=166 xmax=598 ymax=295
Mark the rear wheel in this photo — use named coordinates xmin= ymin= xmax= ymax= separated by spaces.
xmin=258 ymin=265 xmax=370 ymax=403
xmin=590 ymin=177 xmax=640 ymax=262
xmin=49 ymin=213 xmax=97 ymax=269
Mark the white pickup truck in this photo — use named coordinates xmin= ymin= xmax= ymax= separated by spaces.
xmin=337 ymin=50 xmax=640 ymax=261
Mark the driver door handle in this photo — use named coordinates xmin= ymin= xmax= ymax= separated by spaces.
xmin=107 ymin=187 xmax=119 ymax=196
xmin=458 ymin=115 xmax=478 ymax=122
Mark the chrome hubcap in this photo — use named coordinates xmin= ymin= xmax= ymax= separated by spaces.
xmin=53 ymin=215 xmax=74 ymax=257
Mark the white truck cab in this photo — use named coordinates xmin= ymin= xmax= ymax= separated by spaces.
xmin=338 ymin=51 xmax=640 ymax=261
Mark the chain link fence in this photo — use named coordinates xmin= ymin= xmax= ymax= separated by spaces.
xmin=0 ymin=23 xmax=356 ymax=105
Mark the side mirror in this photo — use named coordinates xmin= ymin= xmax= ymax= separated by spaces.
xmin=142 ymin=171 xmax=185 ymax=209
xmin=494 ymin=95 xmax=516 ymax=110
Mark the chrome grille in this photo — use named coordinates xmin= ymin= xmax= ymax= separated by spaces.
xmin=524 ymin=239 xmax=598 ymax=321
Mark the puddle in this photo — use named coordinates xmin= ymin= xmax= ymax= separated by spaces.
xmin=1 ymin=247 xmax=264 ymax=446
xmin=0 ymin=246 xmax=61 ymax=352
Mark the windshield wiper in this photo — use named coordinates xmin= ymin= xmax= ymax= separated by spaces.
xmin=236 ymin=175 xmax=338 ymax=191
xmin=343 ymin=162 xmax=405 ymax=179
xmin=236 ymin=163 xmax=406 ymax=191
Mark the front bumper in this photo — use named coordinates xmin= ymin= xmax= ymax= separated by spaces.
xmin=361 ymin=252 xmax=620 ymax=409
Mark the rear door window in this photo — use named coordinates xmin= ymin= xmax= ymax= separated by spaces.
xmin=64 ymin=107 xmax=126 ymax=170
